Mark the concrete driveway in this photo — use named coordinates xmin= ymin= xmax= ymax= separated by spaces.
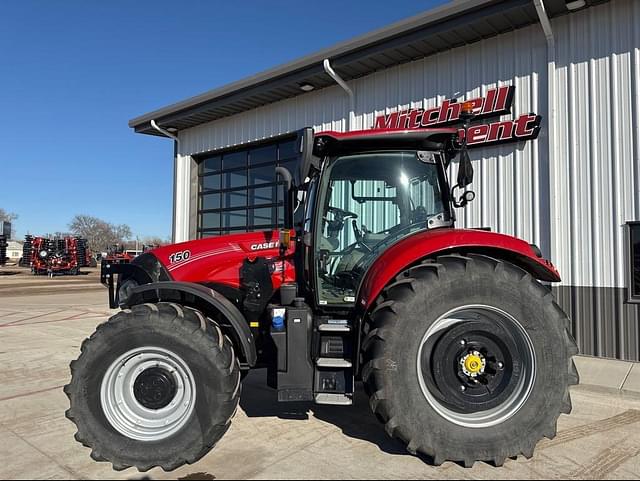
xmin=1 ymin=288 xmax=639 ymax=480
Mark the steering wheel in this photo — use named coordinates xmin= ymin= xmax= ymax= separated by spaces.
xmin=323 ymin=206 xmax=359 ymax=239
xmin=326 ymin=206 xmax=358 ymax=221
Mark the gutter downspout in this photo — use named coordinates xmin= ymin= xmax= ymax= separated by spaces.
xmin=151 ymin=119 xmax=179 ymax=142
xmin=533 ymin=0 xmax=556 ymax=261
xmin=151 ymin=120 xmax=181 ymax=243
xmin=323 ymin=59 xmax=355 ymax=131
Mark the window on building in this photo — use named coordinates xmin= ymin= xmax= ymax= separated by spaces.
xmin=629 ymin=222 xmax=640 ymax=302
xmin=197 ymin=137 xmax=297 ymax=237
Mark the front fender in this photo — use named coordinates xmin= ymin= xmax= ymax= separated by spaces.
xmin=357 ymin=228 xmax=560 ymax=310
xmin=122 ymin=281 xmax=257 ymax=367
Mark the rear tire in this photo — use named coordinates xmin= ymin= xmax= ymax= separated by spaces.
xmin=362 ymin=254 xmax=579 ymax=467
xmin=65 ymin=302 xmax=241 ymax=472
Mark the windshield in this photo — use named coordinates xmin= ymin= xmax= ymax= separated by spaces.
xmin=314 ymin=150 xmax=448 ymax=306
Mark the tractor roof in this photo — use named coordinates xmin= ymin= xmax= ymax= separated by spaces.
xmin=313 ymin=128 xmax=459 ymax=157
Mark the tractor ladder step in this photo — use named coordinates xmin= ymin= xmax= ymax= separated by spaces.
xmin=316 ymin=358 xmax=352 ymax=368
xmin=314 ymin=393 xmax=353 ymax=406
xmin=318 ymin=323 xmax=351 ymax=333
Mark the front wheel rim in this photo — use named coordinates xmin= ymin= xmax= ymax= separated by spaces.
xmin=417 ymin=305 xmax=537 ymax=429
xmin=100 ymin=346 xmax=196 ymax=442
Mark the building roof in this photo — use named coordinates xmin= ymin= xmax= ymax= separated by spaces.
xmin=130 ymin=0 xmax=608 ymax=137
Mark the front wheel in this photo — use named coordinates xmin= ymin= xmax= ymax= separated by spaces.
xmin=65 ymin=303 xmax=241 ymax=472
xmin=362 ymin=254 xmax=579 ymax=467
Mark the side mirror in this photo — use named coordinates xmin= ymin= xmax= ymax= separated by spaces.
xmin=451 ymin=101 xmax=476 ymax=208
xmin=298 ymin=127 xmax=320 ymax=183
xmin=276 ymin=166 xmax=295 ymax=231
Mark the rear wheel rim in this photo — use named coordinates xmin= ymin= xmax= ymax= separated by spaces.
xmin=100 ymin=346 xmax=196 ymax=442
xmin=417 ymin=305 xmax=536 ymax=428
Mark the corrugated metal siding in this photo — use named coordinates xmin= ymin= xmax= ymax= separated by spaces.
xmin=177 ymin=0 xmax=640 ymax=361
xmin=551 ymin=0 xmax=640 ymax=361
xmin=552 ymin=0 xmax=639 ymax=290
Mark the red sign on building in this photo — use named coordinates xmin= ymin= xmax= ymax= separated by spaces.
xmin=373 ymin=86 xmax=541 ymax=148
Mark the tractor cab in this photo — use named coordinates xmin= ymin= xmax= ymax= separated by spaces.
xmin=301 ymin=130 xmax=458 ymax=308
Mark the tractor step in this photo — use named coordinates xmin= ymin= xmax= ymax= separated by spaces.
xmin=318 ymin=320 xmax=351 ymax=332
xmin=314 ymin=393 xmax=353 ymax=406
xmin=316 ymin=358 xmax=352 ymax=368
xmin=313 ymin=317 xmax=355 ymax=402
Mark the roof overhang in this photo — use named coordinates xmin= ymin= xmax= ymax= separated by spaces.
xmin=130 ymin=0 xmax=608 ymax=137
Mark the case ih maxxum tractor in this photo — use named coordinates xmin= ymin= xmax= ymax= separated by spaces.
xmin=66 ymin=105 xmax=578 ymax=471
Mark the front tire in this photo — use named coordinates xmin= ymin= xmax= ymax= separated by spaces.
xmin=65 ymin=303 xmax=241 ymax=472
xmin=362 ymin=254 xmax=579 ymax=467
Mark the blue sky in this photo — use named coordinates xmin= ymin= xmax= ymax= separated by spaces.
xmin=0 ymin=0 xmax=446 ymax=240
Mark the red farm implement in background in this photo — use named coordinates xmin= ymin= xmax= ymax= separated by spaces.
xmin=103 ymin=245 xmax=137 ymax=265
xmin=101 ymin=244 xmax=160 ymax=266
xmin=22 ymin=235 xmax=91 ymax=276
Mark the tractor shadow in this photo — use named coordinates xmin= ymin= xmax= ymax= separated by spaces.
xmin=239 ymin=369 xmax=411 ymax=457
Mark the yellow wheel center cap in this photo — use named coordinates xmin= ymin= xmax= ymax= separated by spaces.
xmin=465 ymin=355 xmax=483 ymax=374
xmin=461 ymin=351 xmax=486 ymax=377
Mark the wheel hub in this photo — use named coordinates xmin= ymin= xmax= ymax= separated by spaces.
xmin=461 ymin=351 xmax=486 ymax=378
xmin=133 ymin=367 xmax=177 ymax=410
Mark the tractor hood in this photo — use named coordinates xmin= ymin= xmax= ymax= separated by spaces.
xmin=147 ymin=230 xmax=296 ymax=289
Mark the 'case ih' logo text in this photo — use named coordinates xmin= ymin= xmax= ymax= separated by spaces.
xmin=251 ymin=242 xmax=278 ymax=251
xmin=373 ymin=86 xmax=541 ymax=148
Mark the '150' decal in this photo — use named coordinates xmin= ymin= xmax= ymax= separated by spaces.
xmin=169 ymin=250 xmax=191 ymax=264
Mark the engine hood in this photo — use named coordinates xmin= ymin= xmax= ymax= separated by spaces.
xmin=149 ymin=230 xmax=296 ymax=289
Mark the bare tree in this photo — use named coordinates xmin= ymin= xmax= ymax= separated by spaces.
xmin=142 ymin=236 xmax=170 ymax=247
xmin=113 ymin=224 xmax=132 ymax=242
xmin=69 ymin=215 xmax=132 ymax=253
xmin=0 ymin=208 xmax=18 ymax=223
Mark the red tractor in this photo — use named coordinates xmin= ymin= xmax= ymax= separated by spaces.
xmin=66 ymin=117 xmax=578 ymax=471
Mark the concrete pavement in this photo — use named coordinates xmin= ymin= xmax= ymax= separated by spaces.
xmin=1 ymin=288 xmax=639 ymax=479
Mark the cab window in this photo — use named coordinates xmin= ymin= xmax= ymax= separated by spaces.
xmin=314 ymin=151 xmax=446 ymax=306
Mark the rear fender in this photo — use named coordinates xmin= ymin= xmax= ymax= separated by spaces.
xmin=357 ymin=228 xmax=561 ymax=311
xmin=121 ymin=281 xmax=257 ymax=367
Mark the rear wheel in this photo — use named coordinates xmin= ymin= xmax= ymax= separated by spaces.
xmin=65 ymin=303 xmax=241 ymax=472
xmin=362 ymin=254 xmax=579 ymax=467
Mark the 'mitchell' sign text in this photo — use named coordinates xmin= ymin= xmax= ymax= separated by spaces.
xmin=373 ymin=86 xmax=541 ymax=147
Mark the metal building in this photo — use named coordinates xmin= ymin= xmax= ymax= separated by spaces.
xmin=129 ymin=0 xmax=640 ymax=362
